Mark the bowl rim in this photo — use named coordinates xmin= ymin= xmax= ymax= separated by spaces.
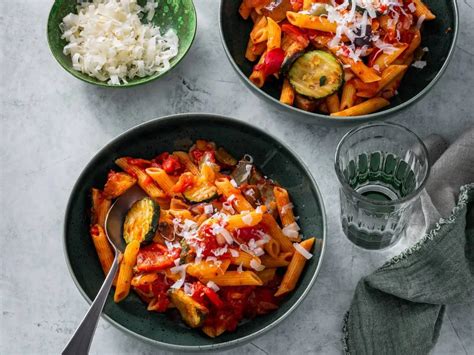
xmin=47 ymin=0 xmax=197 ymax=88
xmin=218 ymin=0 xmax=459 ymax=123
xmin=63 ymin=113 xmax=327 ymax=351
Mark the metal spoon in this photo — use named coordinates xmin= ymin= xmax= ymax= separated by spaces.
xmin=62 ymin=186 xmax=147 ymax=354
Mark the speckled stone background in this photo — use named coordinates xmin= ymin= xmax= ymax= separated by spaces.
xmin=1 ymin=0 xmax=473 ymax=354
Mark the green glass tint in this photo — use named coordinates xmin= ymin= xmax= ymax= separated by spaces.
xmin=335 ymin=122 xmax=430 ymax=250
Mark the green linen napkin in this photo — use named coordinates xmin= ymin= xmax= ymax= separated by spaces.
xmin=343 ymin=129 xmax=474 ymax=355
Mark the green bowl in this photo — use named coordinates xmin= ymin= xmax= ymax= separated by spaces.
xmin=219 ymin=0 xmax=458 ymax=124
xmin=47 ymin=0 xmax=197 ymax=87
xmin=64 ymin=113 xmax=326 ymax=351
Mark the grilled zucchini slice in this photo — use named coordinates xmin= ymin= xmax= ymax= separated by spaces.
xmin=183 ymin=184 xmax=218 ymax=203
xmin=288 ymin=50 xmax=343 ymax=99
xmin=169 ymin=289 xmax=208 ymax=328
xmin=123 ymin=197 xmax=159 ymax=244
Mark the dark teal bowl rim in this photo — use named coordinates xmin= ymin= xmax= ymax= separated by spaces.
xmin=218 ymin=0 xmax=459 ymax=123
xmin=47 ymin=0 xmax=197 ymax=88
xmin=63 ymin=113 xmax=327 ymax=351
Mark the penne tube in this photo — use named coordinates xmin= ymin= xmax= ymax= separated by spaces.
xmin=274 ymin=186 xmax=296 ymax=227
xmin=413 ymin=0 xmax=436 ymax=20
xmin=280 ymin=78 xmax=295 ymax=105
xmin=231 ymin=251 xmax=261 ymax=269
xmin=172 ymin=151 xmax=200 ymax=175
xmin=357 ymin=65 xmax=408 ymax=98
xmin=239 ymin=1 xmax=252 ymax=19
xmin=204 ymin=271 xmax=263 ymax=287
xmin=146 ymin=167 xmax=176 ymax=196
xmin=275 ymin=238 xmax=315 ymax=296
xmin=373 ymin=44 xmax=408 ymax=72
xmin=261 ymin=254 xmax=290 ymax=267
xmin=266 ymin=17 xmax=281 ymax=50
xmin=187 ymin=260 xmax=230 ymax=279
xmin=286 ymin=12 xmax=337 ymax=33
xmin=257 ymin=268 xmax=277 ymax=285
xmin=91 ymin=188 xmax=111 ymax=228
xmin=264 ymin=238 xmax=281 ymax=258
xmin=339 ymin=56 xmax=381 ymax=83
xmin=326 ymin=93 xmax=341 ymax=114
xmin=115 ymin=158 xmax=166 ymax=200
xmin=331 ymin=97 xmax=390 ymax=117
xmin=226 ymin=211 xmax=263 ymax=230
xmin=103 ymin=171 xmax=136 ymax=199
xmin=114 ymin=240 xmax=140 ymax=302
xmin=245 ymin=38 xmax=259 ymax=61
xmin=340 ymin=80 xmax=357 ymax=110
xmin=261 ymin=214 xmax=294 ymax=252
xmin=90 ymin=224 xmax=115 ymax=275
xmin=250 ymin=16 xmax=268 ymax=43
xmin=249 ymin=51 xmax=267 ymax=88
xmin=215 ymin=177 xmax=254 ymax=212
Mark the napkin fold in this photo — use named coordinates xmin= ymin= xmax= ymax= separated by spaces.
xmin=343 ymin=128 xmax=474 ymax=355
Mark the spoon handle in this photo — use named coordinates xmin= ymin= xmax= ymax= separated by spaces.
xmin=62 ymin=253 xmax=119 ymax=355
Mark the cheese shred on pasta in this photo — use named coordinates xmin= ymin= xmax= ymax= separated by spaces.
xmin=60 ymin=0 xmax=179 ymax=85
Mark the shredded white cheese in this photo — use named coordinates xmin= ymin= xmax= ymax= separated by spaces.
xmin=229 ymin=248 xmax=240 ymax=258
xmin=250 ymin=259 xmax=265 ymax=271
xmin=282 ymin=222 xmax=300 ymax=239
xmin=206 ymin=281 xmax=220 ymax=292
xmin=293 ymin=243 xmax=313 ymax=260
xmin=412 ymin=60 xmax=427 ymax=69
xmin=60 ymin=0 xmax=179 ymax=85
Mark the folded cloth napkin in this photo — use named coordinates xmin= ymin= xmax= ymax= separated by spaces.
xmin=343 ymin=128 xmax=474 ymax=355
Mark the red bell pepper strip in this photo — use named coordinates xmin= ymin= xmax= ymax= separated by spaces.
xmin=254 ymin=48 xmax=285 ymax=77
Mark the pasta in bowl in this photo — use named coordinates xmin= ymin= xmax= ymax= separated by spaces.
xmin=220 ymin=0 xmax=458 ymax=123
xmin=64 ymin=114 xmax=326 ymax=350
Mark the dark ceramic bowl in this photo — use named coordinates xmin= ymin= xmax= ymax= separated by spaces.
xmin=219 ymin=0 xmax=458 ymax=124
xmin=64 ymin=113 xmax=326 ymax=351
xmin=47 ymin=0 xmax=196 ymax=87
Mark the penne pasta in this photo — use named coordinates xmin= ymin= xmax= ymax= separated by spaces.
xmin=114 ymin=240 xmax=140 ymax=302
xmin=91 ymin=188 xmax=111 ymax=228
xmin=274 ymin=186 xmax=296 ymax=227
xmin=326 ymin=93 xmax=340 ymax=114
xmin=261 ymin=214 xmax=294 ymax=252
xmin=231 ymin=251 xmax=261 ymax=269
xmin=413 ymin=0 xmax=436 ymax=20
xmin=172 ymin=151 xmax=200 ymax=175
xmin=266 ymin=17 xmax=281 ymax=50
xmin=275 ymin=238 xmax=315 ymax=296
xmin=90 ymin=224 xmax=115 ymax=275
xmin=287 ymin=12 xmax=337 ymax=33
xmin=280 ymin=78 xmax=295 ymax=105
xmin=257 ymin=268 xmax=277 ymax=285
xmin=215 ymin=177 xmax=254 ymax=212
xmin=146 ymin=167 xmax=176 ymax=196
xmin=115 ymin=157 xmax=166 ymax=200
xmin=204 ymin=271 xmax=263 ymax=287
xmin=264 ymin=238 xmax=280 ymax=258
xmin=331 ymin=97 xmax=390 ymax=117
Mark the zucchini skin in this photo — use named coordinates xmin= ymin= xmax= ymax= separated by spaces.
xmin=288 ymin=50 xmax=343 ymax=99
xmin=123 ymin=197 xmax=160 ymax=244
xmin=169 ymin=289 xmax=208 ymax=328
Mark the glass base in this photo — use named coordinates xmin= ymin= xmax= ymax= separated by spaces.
xmin=342 ymin=217 xmax=404 ymax=250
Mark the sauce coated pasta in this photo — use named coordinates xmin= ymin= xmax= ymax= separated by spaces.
xmin=89 ymin=140 xmax=316 ymax=337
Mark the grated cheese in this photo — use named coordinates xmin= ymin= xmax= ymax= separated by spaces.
xmin=60 ymin=0 xmax=179 ymax=85
xmin=250 ymin=259 xmax=265 ymax=271
xmin=206 ymin=281 xmax=220 ymax=292
xmin=412 ymin=60 xmax=427 ymax=69
xmin=293 ymin=243 xmax=313 ymax=260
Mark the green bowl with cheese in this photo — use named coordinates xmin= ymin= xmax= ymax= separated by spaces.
xmin=47 ymin=0 xmax=196 ymax=87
